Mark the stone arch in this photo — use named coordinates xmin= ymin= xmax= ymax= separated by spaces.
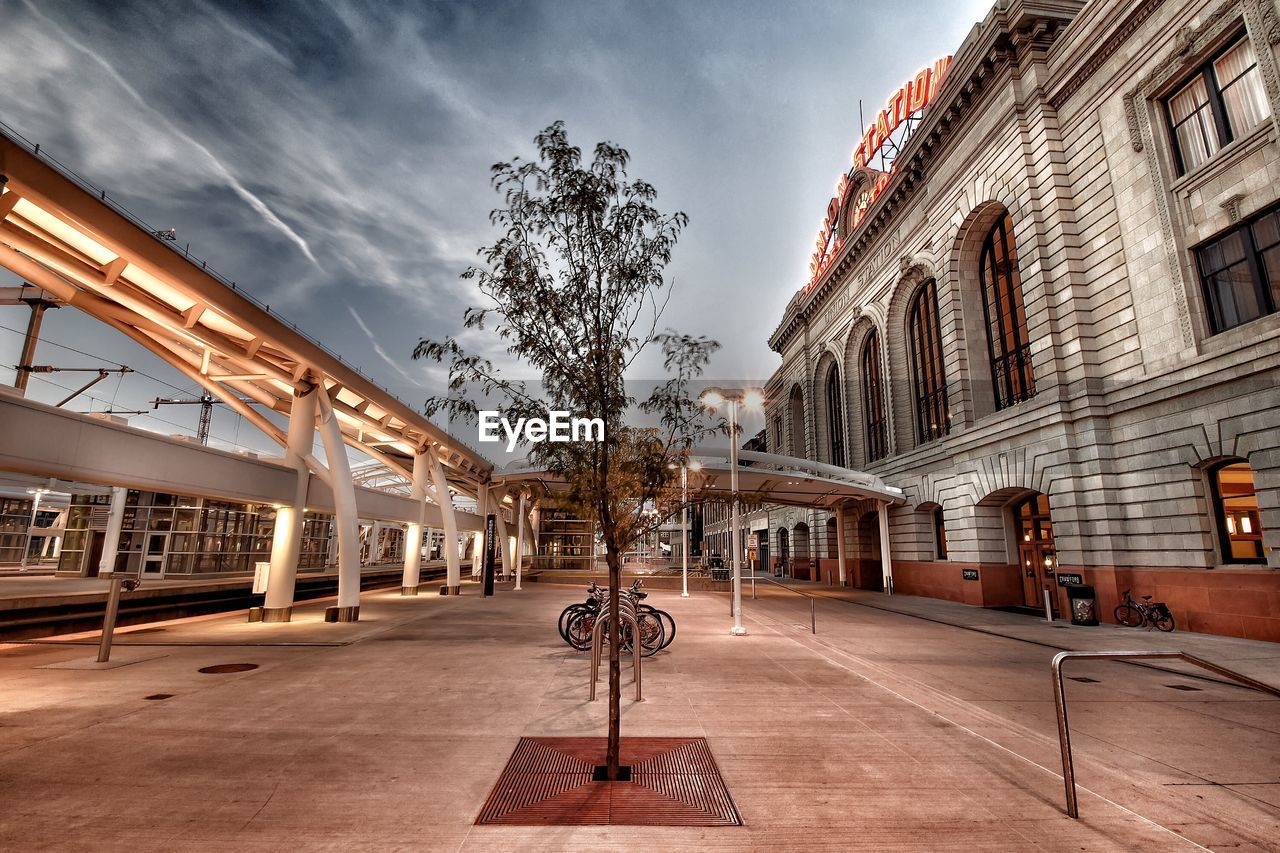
xmin=944 ymin=174 xmax=1040 ymax=423
xmin=884 ymin=260 xmax=943 ymax=453
xmin=842 ymin=316 xmax=881 ymax=465
xmin=787 ymin=383 xmax=807 ymax=459
xmin=912 ymin=499 xmax=947 ymax=562
xmin=839 ymin=167 xmax=890 ymax=241
xmin=811 ymin=351 xmax=845 ymax=466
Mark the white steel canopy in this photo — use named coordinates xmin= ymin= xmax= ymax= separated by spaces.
xmin=0 ymin=128 xmax=491 ymax=491
xmin=499 ymin=448 xmax=905 ymax=509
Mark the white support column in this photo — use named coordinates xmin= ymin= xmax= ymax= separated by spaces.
xmin=317 ymin=387 xmax=361 ymax=621
xmin=263 ymin=387 xmax=316 ymax=622
xmin=97 ymin=486 xmax=128 ymax=577
xmin=513 ymin=492 xmax=526 ymax=591
xmin=491 ymin=487 xmax=512 ymax=579
xmin=835 ymin=504 xmax=848 ymax=587
xmin=427 ymin=452 xmax=462 ymax=594
xmin=402 ymin=450 xmax=429 ymax=595
xmin=878 ymin=500 xmax=894 ymax=595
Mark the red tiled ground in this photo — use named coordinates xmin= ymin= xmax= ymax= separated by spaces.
xmin=475 ymin=736 xmax=742 ymax=826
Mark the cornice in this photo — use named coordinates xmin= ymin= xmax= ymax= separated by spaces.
xmin=769 ymin=1 xmax=1078 ymax=355
xmin=1046 ymin=0 xmax=1166 ymax=110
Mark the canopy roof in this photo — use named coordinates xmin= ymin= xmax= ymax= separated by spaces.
xmin=0 ymin=127 xmax=491 ymax=491
xmin=498 ymin=448 xmax=905 ymax=509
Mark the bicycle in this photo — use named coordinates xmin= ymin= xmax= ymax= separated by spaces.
xmin=560 ymin=580 xmax=674 ymax=655
xmin=1113 ymin=589 xmax=1175 ymax=632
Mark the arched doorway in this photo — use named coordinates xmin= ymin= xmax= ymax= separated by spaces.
xmin=1013 ymin=493 xmax=1056 ymax=613
xmin=826 ymin=516 xmax=838 ymax=559
xmin=856 ymin=511 xmax=883 ymax=591
xmin=793 ymin=522 xmax=811 ymax=580
xmin=776 ymin=527 xmax=789 ymax=576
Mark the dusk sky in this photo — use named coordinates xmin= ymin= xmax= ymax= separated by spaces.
xmin=0 ymin=0 xmax=989 ymax=456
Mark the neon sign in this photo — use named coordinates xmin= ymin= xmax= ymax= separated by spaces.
xmin=806 ymin=56 xmax=952 ymax=289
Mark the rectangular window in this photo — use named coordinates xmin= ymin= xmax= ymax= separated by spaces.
xmin=1166 ymin=34 xmax=1270 ymax=174
xmin=1196 ymin=205 xmax=1280 ymax=332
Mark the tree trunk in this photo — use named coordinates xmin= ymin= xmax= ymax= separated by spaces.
xmin=605 ymin=543 xmax=622 ymax=780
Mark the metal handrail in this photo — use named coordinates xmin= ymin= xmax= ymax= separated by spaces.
xmin=748 ymin=572 xmax=817 ymax=634
xmin=1052 ymin=650 xmax=1280 ymax=818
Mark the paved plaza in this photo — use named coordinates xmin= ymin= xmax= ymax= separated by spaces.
xmin=0 ymin=581 xmax=1277 ymax=851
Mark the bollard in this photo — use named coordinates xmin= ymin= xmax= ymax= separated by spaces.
xmin=810 ymin=597 xmax=816 ymax=634
xmin=1043 ymin=587 xmax=1054 ymax=623
xmin=751 ymin=575 xmax=756 ymax=599
xmin=97 ymin=575 xmax=124 ymax=663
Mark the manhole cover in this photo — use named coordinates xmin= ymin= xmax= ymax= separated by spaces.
xmin=144 ymin=693 xmax=174 ymax=700
xmin=198 ymin=663 xmax=259 ymax=674
xmin=477 ymin=737 xmax=741 ymax=826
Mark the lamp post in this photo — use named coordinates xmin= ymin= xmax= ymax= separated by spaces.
xmin=700 ymin=387 xmax=764 ymax=636
xmin=668 ymin=459 xmax=703 ymax=598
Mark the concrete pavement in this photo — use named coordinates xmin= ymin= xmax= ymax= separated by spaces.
xmin=0 ymin=580 xmax=1276 ymax=850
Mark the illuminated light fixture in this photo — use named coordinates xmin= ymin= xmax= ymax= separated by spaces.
xmin=1241 ymin=516 xmax=1252 ymax=534
xmin=1024 ymin=533 xmax=1031 ymax=542
xmin=699 ymin=387 xmax=725 ymax=407
xmin=1044 ymin=555 xmax=1053 ymax=567
xmin=742 ymin=388 xmax=765 ymax=410
xmin=688 ymin=460 xmax=703 ymax=472
xmin=1226 ymin=516 xmax=1236 ymax=534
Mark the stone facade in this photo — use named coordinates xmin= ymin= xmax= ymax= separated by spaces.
xmin=763 ymin=0 xmax=1280 ymax=640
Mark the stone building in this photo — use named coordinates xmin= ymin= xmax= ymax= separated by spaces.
xmin=763 ymin=0 xmax=1280 ymax=640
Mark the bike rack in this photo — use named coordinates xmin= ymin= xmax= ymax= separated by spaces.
xmin=589 ymin=607 xmax=642 ymax=702
xmin=1052 ymin=649 xmax=1280 ymax=818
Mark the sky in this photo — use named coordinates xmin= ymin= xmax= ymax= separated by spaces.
xmin=0 ymin=0 xmax=990 ymax=458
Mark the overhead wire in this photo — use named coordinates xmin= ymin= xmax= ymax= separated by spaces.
xmin=0 ymin=321 xmax=192 ymax=394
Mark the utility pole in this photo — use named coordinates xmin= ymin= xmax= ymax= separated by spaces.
xmin=0 ymin=282 xmax=61 ymax=394
xmin=18 ymin=365 xmax=134 ymax=407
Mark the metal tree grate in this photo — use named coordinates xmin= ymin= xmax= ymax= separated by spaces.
xmin=476 ymin=736 xmax=741 ymax=826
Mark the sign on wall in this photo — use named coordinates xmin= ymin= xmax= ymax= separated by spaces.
xmin=962 ymin=568 xmax=979 ymax=581
xmin=805 ymin=55 xmax=953 ymax=290
xmin=1057 ymin=572 xmax=1084 ymax=587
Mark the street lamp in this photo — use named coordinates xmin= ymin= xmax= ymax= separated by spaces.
xmin=699 ymin=386 xmax=764 ymax=636
xmin=668 ymin=458 xmax=703 ymax=598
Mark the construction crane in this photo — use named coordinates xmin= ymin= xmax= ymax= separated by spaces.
xmin=150 ymin=392 xmax=255 ymax=446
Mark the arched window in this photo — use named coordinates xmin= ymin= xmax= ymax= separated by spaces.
xmin=860 ymin=330 xmax=888 ymax=462
xmin=1210 ymin=460 xmax=1265 ymax=563
xmin=980 ymin=213 xmax=1035 ymax=409
xmin=824 ymin=364 xmax=846 ymax=467
xmin=908 ymin=279 xmax=950 ymax=443
xmin=789 ymin=386 xmax=806 ymax=458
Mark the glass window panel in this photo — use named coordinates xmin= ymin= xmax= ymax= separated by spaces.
xmin=1206 ymin=262 xmax=1264 ymax=330
xmin=1174 ymin=112 xmax=1217 ymax=170
xmin=1220 ymin=70 xmax=1270 ymax=136
xmin=1199 ymin=231 xmax=1247 ymax=274
xmin=1169 ymin=76 xmax=1209 ymax=122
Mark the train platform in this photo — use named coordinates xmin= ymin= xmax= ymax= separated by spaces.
xmin=0 ymin=562 xmax=448 ymax=642
xmin=0 ymin=581 xmax=1276 ymax=851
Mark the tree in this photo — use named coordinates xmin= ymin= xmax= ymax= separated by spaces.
xmin=415 ymin=122 xmax=718 ymax=779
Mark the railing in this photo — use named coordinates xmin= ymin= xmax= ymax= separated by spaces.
xmin=1051 ymin=650 xmax=1280 ymax=818
xmin=748 ymin=572 xmax=817 ymax=634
